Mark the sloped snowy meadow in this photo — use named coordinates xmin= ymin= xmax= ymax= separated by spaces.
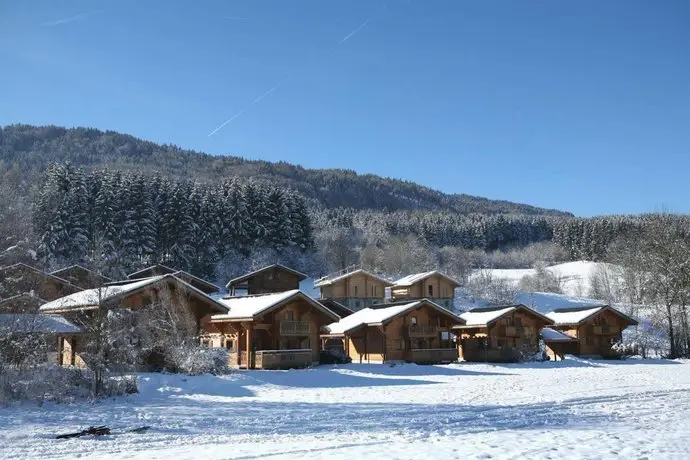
xmin=2 ymin=359 xmax=689 ymax=459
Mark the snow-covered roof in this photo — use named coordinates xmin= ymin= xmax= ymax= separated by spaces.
xmin=455 ymin=304 xmax=554 ymax=328
xmin=546 ymin=305 xmax=638 ymax=326
xmin=211 ymin=289 xmax=339 ymax=322
xmin=541 ymin=327 xmax=577 ymax=342
xmin=545 ymin=306 xmax=604 ymax=325
xmin=0 ymin=314 xmax=81 ymax=334
xmin=459 ymin=306 xmax=516 ymax=326
xmin=38 ymin=275 xmax=228 ymax=314
xmin=324 ymin=300 xmax=464 ymax=335
xmin=314 ymin=269 xmax=393 ymax=288
xmin=393 ymin=270 xmax=460 ymax=287
xmin=39 ymin=276 xmax=165 ymax=312
xmin=226 ymin=264 xmax=308 ymax=288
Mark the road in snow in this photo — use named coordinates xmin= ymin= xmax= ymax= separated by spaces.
xmin=1 ymin=359 xmax=689 ymax=459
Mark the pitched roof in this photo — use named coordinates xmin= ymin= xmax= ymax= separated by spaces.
xmin=314 ymin=268 xmax=393 ymax=288
xmin=0 ymin=263 xmax=74 ymax=286
xmin=50 ymin=264 xmax=113 ymax=282
xmin=541 ymin=327 xmax=578 ymax=342
xmin=545 ymin=305 xmax=638 ymax=326
xmin=319 ymin=299 xmax=354 ymax=318
xmin=225 ymin=264 xmax=308 ymax=288
xmin=211 ymin=289 xmax=339 ymax=322
xmin=324 ymin=299 xmax=465 ymax=335
xmin=127 ymin=265 xmax=219 ymax=293
xmin=38 ymin=275 xmax=228 ymax=314
xmin=393 ymin=270 xmax=460 ymax=287
xmin=455 ymin=304 xmax=554 ymax=328
xmin=0 ymin=313 xmax=81 ymax=334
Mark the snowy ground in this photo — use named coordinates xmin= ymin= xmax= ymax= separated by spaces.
xmin=471 ymin=261 xmax=617 ymax=298
xmin=2 ymin=359 xmax=689 ymax=459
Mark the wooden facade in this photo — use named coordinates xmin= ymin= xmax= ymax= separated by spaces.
xmin=204 ymin=291 xmax=340 ymax=370
xmin=322 ymin=300 xmax=464 ymax=364
xmin=546 ymin=306 xmax=638 ymax=359
xmin=391 ymin=271 xmax=459 ymax=309
xmin=51 ymin=265 xmax=112 ymax=289
xmin=39 ymin=275 xmax=229 ymax=369
xmin=127 ymin=264 xmax=220 ymax=294
xmin=315 ymin=268 xmax=392 ymax=311
xmin=226 ymin=264 xmax=307 ymax=296
xmin=455 ymin=305 xmax=554 ymax=363
xmin=0 ymin=263 xmax=81 ymax=302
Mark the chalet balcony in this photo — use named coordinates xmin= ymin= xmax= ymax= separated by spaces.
xmin=593 ymin=325 xmax=620 ymax=336
xmin=408 ymin=348 xmax=458 ymax=364
xmin=280 ymin=321 xmax=310 ymax=336
xmin=408 ymin=324 xmax=438 ymax=337
xmin=229 ymin=349 xmax=313 ymax=370
xmin=462 ymin=347 xmax=522 ymax=363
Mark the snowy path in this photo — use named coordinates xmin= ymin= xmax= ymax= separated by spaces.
xmin=1 ymin=359 xmax=689 ymax=459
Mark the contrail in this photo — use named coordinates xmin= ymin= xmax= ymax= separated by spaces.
xmin=41 ymin=10 xmax=102 ymax=27
xmin=221 ymin=16 xmax=247 ymax=20
xmin=207 ymin=78 xmax=290 ymax=137
xmin=207 ymin=7 xmax=385 ymax=137
xmin=338 ymin=16 xmax=375 ymax=44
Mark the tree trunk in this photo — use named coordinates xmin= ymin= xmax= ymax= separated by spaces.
xmin=667 ymin=303 xmax=677 ymax=359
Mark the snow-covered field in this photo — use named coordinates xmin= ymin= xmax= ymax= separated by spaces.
xmin=472 ymin=261 xmax=617 ymax=298
xmin=2 ymin=359 xmax=690 ymax=459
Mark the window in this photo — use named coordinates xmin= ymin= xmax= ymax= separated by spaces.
xmin=585 ymin=335 xmax=593 ymax=346
xmin=286 ymin=311 xmax=294 ymax=321
xmin=428 ymin=285 xmax=434 ymax=297
xmin=394 ymin=339 xmax=405 ymax=350
xmin=202 ymin=339 xmax=211 ymax=348
xmin=225 ymin=339 xmax=234 ymax=350
xmin=411 ymin=316 xmax=417 ymax=326
xmin=372 ymin=285 xmax=377 ymax=297
xmin=355 ymin=300 xmax=361 ymax=309
xmin=514 ymin=317 xmax=523 ymax=327
xmin=496 ymin=339 xmax=503 ymax=348
xmin=354 ymin=285 xmax=358 ymax=296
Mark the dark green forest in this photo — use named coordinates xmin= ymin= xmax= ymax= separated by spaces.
xmin=1 ymin=124 xmax=688 ymax=283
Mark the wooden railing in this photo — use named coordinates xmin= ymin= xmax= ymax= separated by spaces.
xmin=408 ymin=324 xmax=438 ymax=337
xmin=462 ymin=347 xmax=522 ymax=363
xmin=280 ymin=321 xmax=310 ymax=336
xmin=228 ymin=349 xmax=312 ymax=369
xmin=408 ymin=348 xmax=458 ymax=364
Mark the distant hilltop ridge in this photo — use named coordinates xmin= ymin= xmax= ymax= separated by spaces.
xmin=0 ymin=124 xmax=572 ymax=217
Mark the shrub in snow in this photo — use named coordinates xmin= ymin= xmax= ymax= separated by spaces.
xmin=162 ymin=345 xmax=229 ymax=375
xmin=611 ymin=342 xmax=640 ymax=359
xmin=0 ymin=364 xmax=137 ymax=404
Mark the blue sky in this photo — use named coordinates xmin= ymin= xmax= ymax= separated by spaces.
xmin=1 ymin=1 xmax=688 ymax=216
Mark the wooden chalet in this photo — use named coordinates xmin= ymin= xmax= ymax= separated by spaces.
xmin=0 ymin=313 xmax=83 ymax=366
xmin=0 ymin=292 xmax=48 ymax=314
xmin=39 ymin=274 xmax=228 ymax=368
xmin=454 ymin=305 xmax=554 ymax=362
xmin=391 ymin=271 xmax=459 ymax=309
xmin=50 ymin=265 xmax=112 ymax=289
xmin=0 ymin=263 xmax=81 ymax=302
xmin=226 ymin=264 xmax=308 ymax=296
xmin=204 ymin=290 xmax=340 ymax=370
xmin=545 ymin=306 xmax=638 ymax=359
xmin=321 ymin=299 xmax=464 ymax=364
xmin=314 ymin=266 xmax=393 ymax=311
xmin=127 ymin=264 xmax=220 ymax=294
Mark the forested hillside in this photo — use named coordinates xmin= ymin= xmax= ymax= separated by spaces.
xmin=2 ymin=124 xmax=690 ymax=285
xmin=0 ymin=124 xmax=570 ymax=216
